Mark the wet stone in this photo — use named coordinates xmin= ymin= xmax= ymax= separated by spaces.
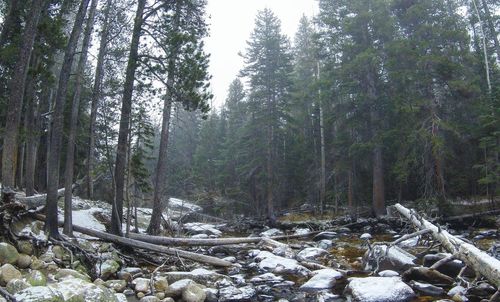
xmin=409 ymin=280 xmax=445 ymax=296
xmin=345 ymin=277 xmax=416 ymax=302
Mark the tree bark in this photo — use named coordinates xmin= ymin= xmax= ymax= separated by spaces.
xmin=45 ymin=0 xmax=90 ymax=239
xmin=393 ymin=203 xmax=500 ymax=288
xmin=112 ymin=0 xmax=146 ymax=236
xmin=480 ymin=0 xmax=500 ymax=64
xmin=146 ymin=98 xmax=173 ymax=235
xmin=87 ymin=0 xmax=112 ymax=200
xmin=63 ymin=0 xmax=98 ymax=237
xmin=1 ymin=0 xmax=43 ymax=192
xmin=0 ymin=0 xmax=21 ymax=48
xmin=317 ymin=62 xmax=326 ymax=215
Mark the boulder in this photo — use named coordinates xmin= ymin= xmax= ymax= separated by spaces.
xmin=299 ymin=269 xmax=343 ymax=292
xmin=17 ymin=253 xmax=32 ymax=269
xmin=0 ymin=242 xmax=19 ymax=265
xmin=55 ymin=268 xmax=90 ymax=281
xmin=409 ymin=280 xmax=445 ymax=296
xmin=105 ymin=279 xmax=127 ymax=293
xmin=99 ymin=259 xmax=120 ymax=280
xmin=345 ymin=277 xmax=415 ymax=302
xmin=0 ymin=263 xmax=22 ymax=285
xmin=219 ymin=285 xmax=256 ymax=302
xmin=50 ymin=277 xmax=119 ymax=302
xmin=138 ymin=296 xmax=160 ymax=302
xmin=182 ymin=283 xmax=206 ymax=302
xmin=296 ymin=247 xmax=328 ymax=262
xmin=132 ymin=277 xmax=151 ymax=293
xmin=14 ymin=286 xmax=64 ymax=302
xmin=153 ymin=276 xmax=169 ymax=292
xmin=6 ymin=278 xmax=31 ymax=294
xmin=162 ymin=268 xmax=228 ymax=285
xmin=317 ymin=240 xmax=334 ymax=250
xmin=363 ymin=244 xmax=416 ymax=273
xmin=259 ymin=228 xmax=284 ymax=237
xmin=27 ymin=270 xmax=47 ymax=286
xmin=17 ymin=241 xmax=34 ymax=255
xmin=254 ymin=251 xmax=310 ymax=276
xmin=165 ymin=279 xmax=195 ymax=297
xmin=378 ymin=270 xmax=399 ymax=277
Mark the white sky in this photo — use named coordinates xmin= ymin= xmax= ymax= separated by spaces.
xmin=205 ymin=0 xmax=319 ymax=108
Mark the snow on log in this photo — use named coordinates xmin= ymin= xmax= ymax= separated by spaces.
xmin=33 ymin=214 xmax=233 ymax=267
xmin=392 ymin=203 xmax=500 ymax=288
xmin=17 ymin=188 xmax=66 ymax=208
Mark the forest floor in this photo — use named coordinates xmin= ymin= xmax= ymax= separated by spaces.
xmin=0 ymin=194 xmax=499 ymax=302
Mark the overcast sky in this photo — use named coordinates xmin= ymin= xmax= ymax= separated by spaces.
xmin=204 ymin=0 xmax=319 ymax=109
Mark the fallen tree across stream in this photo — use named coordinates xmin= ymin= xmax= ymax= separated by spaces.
xmin=33 ymin=214 xmax=233 ymax=267
xmin=392 ymin=203 xmax=500 ymax=289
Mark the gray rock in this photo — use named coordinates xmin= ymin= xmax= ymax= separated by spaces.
xmin=318 ymin=240 xmax=334 ymax=250
xmin=0 ymin=263 xmax=22 ymax=285
xmin=0 ymin=243 xmax=19 ymax=265
xmin=165 ymin=279 xmax=195 ymax=297
xmin=182 ymin=283 xmax=206 ymax=302
xmin=6 ymin=278 xmax=31 ymax=294
xmin=99 ymin=259 xmax=120 ymax=280
xmin=132 ymin=277 xmax=151 ymax=293
xmin=17 ymin=241 xmax=34 ymax=255
xmin=162 ymin=268 xmax=228 ymax=285
xmin=50 ymin=277 xmax=118 ymax=302
xmin=300 ymin=269 xmax=343 ymax=292
xmin=409 ymin=280 xmax=445 ymax=296
xmin=153 ymin=276 xmax=168 ymax=292
xmin=54 ymin=268 xmax=90 ymax=281
xmin=139 ymin=296 xmax=160 ymax=302
xmin=14 ymin=286 xmax=64 ymax=302
xmin=219 ymin=285 xmax=256 ymax=301
xmin=27 ymin=270 xmax=47 ymax=286
xmin=378 ymin=270 xmax=399 ymax=277
xmin=17 ymin=253 xmax=32 ymax=269
xmin=364 ymin=245 xmax=416 ymax=273
xmin=104 ymin=279 xmax=127 ymax=292
xmin=296 ymin=247 xmax=329 ymax=262
xmin=259 ymin=228 xmax=284 ymax=237
xmin=345 ymin=277 xmax=415 ymax=302
xmin=204 ymin=288 xmax=218 ymax=302
xmin=423 ymin=253 xmax=465 ymax=277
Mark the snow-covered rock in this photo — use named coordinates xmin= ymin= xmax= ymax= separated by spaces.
xmin=182 ymin=283 xmax=206 ymax=302
xmin=294 ymin=228 xmax=311 ymax=235
xmin=345 ymin=277 xmax=416 ymax=302
xmin=254 ymin=251 xmax=310 ymax=276
xmin=168 ymin=198 xmax=203 ymax=212
xmin=219 ymin=285 xmax=256 ymax=301
xmin=132 ymin=277 xmax=151 ymax=293
xmin=313 ymin=231 xmax=337 ymax=241
xmin=165 ymin=279 xmax=195 ymax=297
xmin=296 ymin=247 xmax=329 ymax=262
xmin=378 ymin=270 xmax=399 ymax=277
xmin=162 ymin=268 xmax=228 ymax=285
xmin=14 ymin=286 xmax=64 ymax=302
xmin=364 ymin=244 xmax=416 ymax=272
xmin=259 ymin=228 xmax=284 ymax=237
xmin=300 ymin=269 xmax=343 ymax=292
xmin=250 ymin=273 xmax=284 ymax=284
xmin=183 ymin=223 xmax=223 ymax=237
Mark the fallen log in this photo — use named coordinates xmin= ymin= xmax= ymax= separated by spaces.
xmin=33 ymin=214 xmax=233 ymax=267
xmin=392 ymin=203 xmax=500 ymax=288
xmin=128 ymin=230 xmax=318 ymax=247
xmin=443 ymin=209 xmax=500 ymax=222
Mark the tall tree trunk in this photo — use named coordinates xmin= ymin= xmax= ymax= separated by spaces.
xmin=0 ymin=0 xmax=21 ymax=48
xmin=87 ymin=0 xmax=112 ymax=200
xmin=1 ymin=0 xmax=43 ymax=192
xmin=63 ymin=0 xmax=98 ymax=236
xmin=45 ymin=0 xmax=90 ymax=239
xmin=266 ymin=124 xmax=275 ymax=222
xmin=317 ymin=62 xmax=326 ymax=215
xmin=471 ymin=0 xmax=492 ymax=94
xmin=147 ymin=97 xmax=173 ymax=235
xmin=24 ymin=55 xmax=41 ymax=197
xmin=480 ymin=0 xmax=500 ymax=64
xmin=112 ymin=0 xmax=146 ymax=236
xmin=348 ymin=164 xmax=354 ymax=218
xmin=16 ymin=112 xmax=26 ymax=189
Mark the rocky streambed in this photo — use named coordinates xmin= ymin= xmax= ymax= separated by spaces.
xmin=0 ymin=197 xmax=499 ymax=302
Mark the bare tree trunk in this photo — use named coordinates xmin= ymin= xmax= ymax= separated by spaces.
xmin=87 ymin=0 xmax=112 ymax=200
xmin=63 ymin=0 xmax=98 ymax=237
xmin=45 ymin=0 xmax=90 ymax=239
xmin=146 ymin=98 xmax=172 ymax=235
xmin=480 ymin=0 xmax=500 ymax=64
xmin=16 ymin=114 xmax=26 ymax=189
xmin=1 ymin=0 xmax=43 ymax=193
xmin=25 ymin=55 xmax=41 ymax=197
xmin=317 ymin=62 xmax=326 ymax=215
xmin=471 ymin=0 xmax=492 ymax=94
xmin=112 ymin=0 xmax=146 ymax=236
xmin=348 ymin=164 xmax=354 ymax=218
xmin=266 ymin=124 xmax=275 ymax=223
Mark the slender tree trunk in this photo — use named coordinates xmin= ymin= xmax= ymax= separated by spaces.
xmin=45 ymin=0 xmax=90 ymax=239
xmin=480 ymin=0 xmax=500 ymax=64
xmin=471 ymin=0 xmax=492 ymax=94
xmin=25 ymin=55 xmax=41 ymax=197
xmin=1 ymin=0 xmax=43 ymax=192
xmin=63 ymin=0 xmax=98 ymax=236
xmin=125 ymin=130 xmax=133 ymax=237
xmin=317 ymin=62 xmax=326 ymax=215
xmin=16 ymin=115 xmax=25 ymax=188
xmin=147 ymin=98 xmax=173 ymax=235
xmin=266 ymin=124 xmax=275 ymax=222
xmin=348 ymin=164 xmax=354 ymax=218
xmin=87 ymin=0 xmax=112 ymax=200
xmin=112 ymin=0 xmax=146 ymax=236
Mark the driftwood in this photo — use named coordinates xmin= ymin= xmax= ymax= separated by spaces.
xmin=393 ymin=203 xmax=500 ymax=288
xmin=128 ymin=230 xmax=317 ymax=247
xmin=33 ymin=214 xmax=233 ymax=267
